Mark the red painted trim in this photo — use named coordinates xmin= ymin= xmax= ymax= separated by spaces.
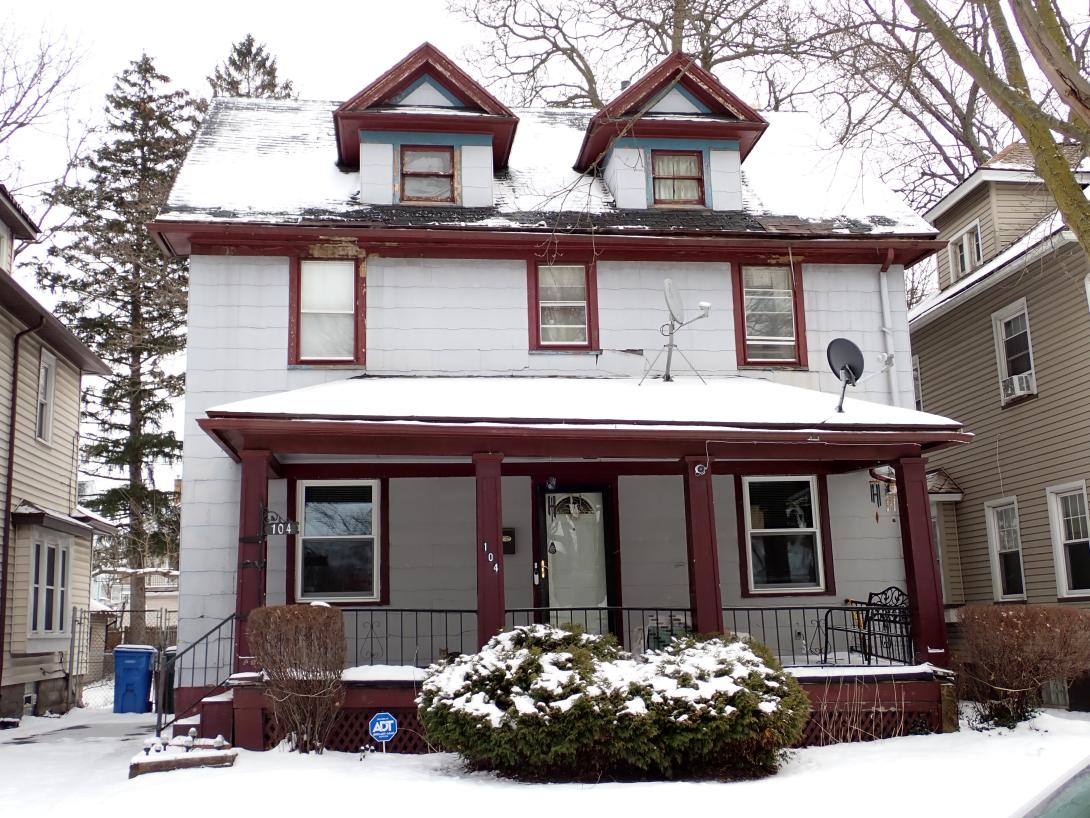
xmin=380 ymin=476 xmax=391 ymax=606
xmin=285 ymin=478 xmax=296 ymax=604
xmin=526 ymin=258 xmax=599 ymax=351
xmin=235 ymin=450 xmax=270 ymax=670
xmin=733 ymin=259 xmax=808 ymax=368
xmin=399 ymin=145 xmax=455 ymax=203
xmin=279 ymin=460 xmax=687 ymax=481
xmin=288 ymin=256 xmax=366 ymax=366
xmin=474 ymin=453 xmax=505 ymax=646
xmin=682 ymin=457 xmax=723 ymax=633
xmin=650 ymin=150 xmax=705 ymax=205
xmin=530 ymin=476 xmax=544 ymax=610
xmin=735 ymin=473 xmax=836 ymax=599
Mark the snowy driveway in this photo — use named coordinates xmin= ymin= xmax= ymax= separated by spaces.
xmin=2 ymin=707 xmax=1089 ymax=818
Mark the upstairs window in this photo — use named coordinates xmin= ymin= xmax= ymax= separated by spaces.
xmin=736 ymin=264 xmax=806 ymax=366
xmin=912 ymin=355 xmax=924 ymax=411
xmin=529 ymin=262 xmax=598 ymax=350
xmin=651 ymin=151 xmax=704 ymax=205
xmin=400 ymin=146 xmax=454 ymax=203
xmin=36 ymin=350 xmax=56 ymax=444
xmin=991 ymin=298 xmax=1036 ymax=404
xmin=985 ymin=498 xmax=1025 ymax=599
xmin=949 ymin=223 xmax=983 ymax=280
xmin=291 ymin=259 xmax=363 ymax=365
xmin=1048 ymin=482 xmax=1090 ymax=597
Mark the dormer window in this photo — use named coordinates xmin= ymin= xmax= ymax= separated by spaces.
xmin=651 ymin=150 xmax=704 ymax=205
xmin=401 ymin=146 xmax=454 ymax=203
xmin=949 ymin=223 xmax=982 ymax=279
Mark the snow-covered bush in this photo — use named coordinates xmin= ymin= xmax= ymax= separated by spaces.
xmin=417 ymin=625 xmax=809 ymax=780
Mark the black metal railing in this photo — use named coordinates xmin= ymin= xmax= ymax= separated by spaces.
xmin=342 ymin=608 xmax=478 ymax=668
xmin=505 ymin=607 xmax=693 ymax=653
xmin=155 ymin=612 xmax=237 ymax=736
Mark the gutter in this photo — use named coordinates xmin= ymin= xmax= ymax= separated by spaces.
xmin=0 ymin=316 xmax=44 ymax=693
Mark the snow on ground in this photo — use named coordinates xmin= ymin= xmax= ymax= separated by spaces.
xmin=2 ymin=707 xmax=1089 ymax=818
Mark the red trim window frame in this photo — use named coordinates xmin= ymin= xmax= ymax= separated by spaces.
xmin=527 ymin=258 xmax=600 ymax=351
xmin=731 ymin=260 xmax=808 ymax=368
xmin=651 ymin=150 xmax=705 ymax=206
xmin=734 ymin=474 xmax=836 ymax=598
xmin=288 ymin=256 xmax=367 ymax=366
xmin=400 ymin=145 xmax=455 ymax=204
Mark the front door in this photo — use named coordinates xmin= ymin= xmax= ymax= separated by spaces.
xmin=536 ymin=488 xmax=616 ymax=635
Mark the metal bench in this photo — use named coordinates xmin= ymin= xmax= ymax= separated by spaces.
xmin=823 ymin=586 xmax=912 ymax=665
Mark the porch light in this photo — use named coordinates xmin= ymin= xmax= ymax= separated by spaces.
xmin=546 ymin=476 xmax=557 ymax=490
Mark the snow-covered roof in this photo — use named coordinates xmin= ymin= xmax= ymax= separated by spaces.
xmin=160 ymin=98 xmax=933 ymax=237
xmin=12 ymin=501 xmax=93 ymax=534
xmin=207 ymin=375 xmax=960 ymax=431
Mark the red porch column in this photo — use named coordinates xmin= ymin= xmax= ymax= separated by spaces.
xmin=893 ymin=456 xmax=949 ymax=666
xmin=474 ymin=452 xmax=505 ymax=648
xmin=235 ymin=449 xmax=271 ymax=671
xmin=682 ymin=457 xmax=724 ymax=634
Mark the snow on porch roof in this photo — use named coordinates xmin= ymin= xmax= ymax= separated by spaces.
xmin=206 ymin=375 xmax=961 ymax=432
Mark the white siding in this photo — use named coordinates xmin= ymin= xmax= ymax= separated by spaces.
xmin=604 ymin=148 xmax=648 ymax=209
xmin=398 ymin=81 xmax=459 ymax=108
xmin=359 ymin=143 xmax=394 ymax=205
xmin=650 ymin=89 xmax=702 ymax=114
xmin=460 ymin=145 xmax=493 ymax=207
xmin=708 ymin=149 xmax=742 ymax=211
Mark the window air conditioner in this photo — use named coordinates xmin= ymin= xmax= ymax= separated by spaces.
xmin=1001 ymin=372 xmax=1035 ymax=400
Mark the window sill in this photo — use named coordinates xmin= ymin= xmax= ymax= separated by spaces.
xmin=1000 ymin=392 xmax=1038 ymax=409
xmin=288 ymin=363 xmax=366 ymax=371
xmin=993 ymin=597 xmax=1027 ymax=604
xmin=738 ymin=364 xmax=808 ymax=372
xmin=298 ymin=598 xmax=385 ymax=607
xmin=742 ymin=587 xmax=829 ymax=598
xmin=529 ymin=348 xmax=601 ymax=355
xmin=1057 ymin=594 xmax=1090 ymax=603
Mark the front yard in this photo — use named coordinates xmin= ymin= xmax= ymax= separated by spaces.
xmin=2 ymin=706 xmax=1088 ymax=817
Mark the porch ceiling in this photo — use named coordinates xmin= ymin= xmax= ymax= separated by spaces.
xmin=199 ymin=376 xmax=970 ymax=463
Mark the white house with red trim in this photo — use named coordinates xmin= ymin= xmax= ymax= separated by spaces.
xmin=151 ymin=44 xmax=968 ymax=749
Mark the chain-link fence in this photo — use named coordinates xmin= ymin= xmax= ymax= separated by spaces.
xmin=69 ymin=607 xmax=178 ymax=709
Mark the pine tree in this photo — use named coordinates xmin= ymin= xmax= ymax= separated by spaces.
xmin=208 ymin=34 xmax=295 ymax=99
xmin=35 ymin=55 xmax=201 ymax=640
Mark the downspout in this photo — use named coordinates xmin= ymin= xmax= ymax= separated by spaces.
xmin=0 ymin=317 xmax=44 ymax=696
xmin=878 ymin=249 xmax=900 ymax=407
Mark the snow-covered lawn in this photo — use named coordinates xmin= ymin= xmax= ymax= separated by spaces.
xmin=2 ymin=707 xmax=1089 ymax=817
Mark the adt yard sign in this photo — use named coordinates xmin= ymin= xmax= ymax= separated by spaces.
xmin=369 ymin=712 xmax=398 ymax=749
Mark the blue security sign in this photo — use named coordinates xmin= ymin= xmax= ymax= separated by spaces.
xmin=369 ymin=712 xmax=398 ymax=744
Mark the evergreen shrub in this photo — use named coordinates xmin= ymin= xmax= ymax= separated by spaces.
xmin=417 ymin=625 xmax=809 ymax=780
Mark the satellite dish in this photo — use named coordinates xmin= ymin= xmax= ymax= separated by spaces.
xmin=827 ymin=338 xmax=865 ymax=413
xmin=664 ymin=279 xmax=685 ymax=323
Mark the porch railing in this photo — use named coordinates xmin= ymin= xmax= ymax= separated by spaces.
xmin=505 ymin=606 xmax=693 ymax=653
xmin=342 ymin=608 xmax=477 ymax=668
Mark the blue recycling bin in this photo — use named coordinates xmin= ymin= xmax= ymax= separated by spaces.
xmin=113 ymin=645 xmax=157 ymax=713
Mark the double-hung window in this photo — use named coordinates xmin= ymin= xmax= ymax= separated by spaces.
xmin=991 ymin=298 xmax=1036 ymax=403
xmin=912 ymin=355 xmax=924 ymax=411
xmin=737 ymin=265 xmax=804 ymax=365
xmin=36 ymin=350 xmax=55 ymax=443
xmin=949 ymin=223 xmax=982 ymax=280
xmin=293 ymin=259 xmax=361 ymax=364
xmin=30 ymin=536 xmax=69 ymax=634
xmin=742 ymin=476 xmax=826 ymax=593
xmin=1047 ymin=482 xmax=1090 ymax=597
xmin=533 ymin=263 xmax=594 ymax=349
xmin=400 ymin=146 xmax=454 ymax=203
xmin=297 ymin=481 xmax=380 ymax=602
xmin=651 ymin=150 xmax=704 ymax=205
xmin=985 ymin=498 xmax=1025 ymax=599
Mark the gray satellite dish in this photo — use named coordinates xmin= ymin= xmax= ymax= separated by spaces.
xmin=827 ymin=338 xmax=865 ymax=413
xmin=640 ymin=280 xmax=712 ymax=384
xmin=664 ymin=278 xmax=685 ymax=323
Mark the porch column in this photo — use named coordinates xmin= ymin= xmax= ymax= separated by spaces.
xmin=235 ymin=449 xmax=271 ymax=671
xmin=893 ymin=456 xmax=949 ymax=666
xmin=682 ymin=457 xmax=724 ymax=634
xmin=474 ymin=452 xmax=505 ymax=648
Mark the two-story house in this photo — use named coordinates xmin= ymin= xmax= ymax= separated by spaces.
xmin=0 ymin=185 xmax=112 ymax=720
xmin=151 ymin=44 xmax=969 ymax=749
xmin=909 ymin=146 xmax=1090 ymax=705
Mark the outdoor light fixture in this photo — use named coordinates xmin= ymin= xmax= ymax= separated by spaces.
xmin=546 ymin=476 xmax=557 ymax=490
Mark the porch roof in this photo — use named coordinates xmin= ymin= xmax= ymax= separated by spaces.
xmin=200 ymin=376 xmax=969 ymax=462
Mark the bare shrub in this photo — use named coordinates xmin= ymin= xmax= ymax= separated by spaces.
xmin=247 ymin=604 xmax=346 ymax=753
xmin=955 ymin=605 xmax=1090 ymax=728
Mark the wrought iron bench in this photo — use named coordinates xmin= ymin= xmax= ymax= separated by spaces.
xmin=822 ymin=586 xmax=912 ymax=665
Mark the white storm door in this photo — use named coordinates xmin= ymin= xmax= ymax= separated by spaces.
xmin=544 ymin=491 xmax=608 ymax=611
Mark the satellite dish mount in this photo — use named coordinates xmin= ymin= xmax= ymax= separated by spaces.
xmin=640 ymin=279 xmax=711 ymax=384
xmin=827 ymin=338 xmax=865 ymax=413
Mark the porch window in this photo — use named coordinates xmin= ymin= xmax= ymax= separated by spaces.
xmin=30 ymin=536 xmax=70 ymax=634
xmin=293 ymin=259 xmax=361 ymax=364
xmin=737 ymin=265 xmax=804 ymax=365
xmin=743 ymin=476 xmax=824 ymax=592
xmin=985 ymin=498 xmax=1025 ymax=599
xmin=651 ymin=150 xmax=704 ymax=205
xmin=297 ymin=481 xmax=379 ymax=601
xmin=531 ymin=263 xmax=596 ymax=349
xmin=400 ymin=146 xmax=454 ymax=203
xmin=1048 ymin=482 xmax=1090 ymax=596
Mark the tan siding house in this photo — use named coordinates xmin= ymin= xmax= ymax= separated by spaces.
xmin=0 ymin=186 xmax=110 ymax=719
xmin=910 ymin=147 xmax=1090 ymax=698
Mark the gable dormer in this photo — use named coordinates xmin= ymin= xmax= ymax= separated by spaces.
xmin=574 ymin=53 xmax=767 ymax=211
xmin=334 ymin=43 xmax=519 ymax=207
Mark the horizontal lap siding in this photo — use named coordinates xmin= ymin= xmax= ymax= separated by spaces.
xmin=935 ymin=185 xmax=995 ymax=290
xmin=991 ymin=182 xmax=1058 ymax=254
xmin=911 ymin=242 xmax=1090 ymax=604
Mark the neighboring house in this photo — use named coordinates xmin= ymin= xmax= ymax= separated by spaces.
xmin=909 ymin=146 xmax=1090 ymax=701
xmin=150 ymin=45 xmax=969 ymax=748
xmin=0 ymin=186 xmax=112 ymax=719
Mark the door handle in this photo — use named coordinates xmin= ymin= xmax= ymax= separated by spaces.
xmin=539 ymin=559 xmax=548 ymax=578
